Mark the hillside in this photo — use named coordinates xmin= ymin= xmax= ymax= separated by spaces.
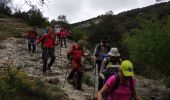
xmin=70 ymin=0 xmax=170 ymax=89
xmin=0 ymin=37 xmax=169 ymax=100
xmin=0 ymin=13 xmax=32 ymax=38
xmin=71 ymin=1 xmax=170 ymax=28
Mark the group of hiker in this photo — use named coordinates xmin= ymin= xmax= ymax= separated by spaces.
xmin=27 ymin=25 xmax=69 ymax=73
xmin=26 ymin=26 xmax=142 ymax=100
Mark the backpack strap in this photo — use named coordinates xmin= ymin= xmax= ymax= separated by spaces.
xmin=110 ymin=73 xmax=120 ymax=92
xmin=129 ymin=77 xmax=134 ymax=100
xmin=109 ymin=73 xmax=120 ymax=99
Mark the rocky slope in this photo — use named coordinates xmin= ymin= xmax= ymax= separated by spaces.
xmin=0 ymin=37 xmax=169 ymax=100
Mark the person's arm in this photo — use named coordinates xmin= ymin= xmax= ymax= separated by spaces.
xmin=35 ymin=35 xmax=46 ymax=45
xmin=93 ymin=44 xmax=99 ymax=57
xmin=97 ymin=84 xmax=110 ymax=100
xmin=99 ymin=59 xmax=107 ymax=80
xmin=97 ymin=75 xmax=116 ymax=100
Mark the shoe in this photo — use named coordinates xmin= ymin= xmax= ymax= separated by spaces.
xmin=67 ymin=79 xmax=73 ymax=84
xmin=77 ymin=88 xmax=84 ymax=91
xmin=47 ymin=67 xmax=52 ymax=73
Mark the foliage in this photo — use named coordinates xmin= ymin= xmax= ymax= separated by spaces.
xmin=0 ymin=0 xmax=12 ymax=16
xmin=123 ymin=17 xmax=170 ymax=79
xmin=82 ymin=74 xmax=93 ymax=86
xmin=13 ymin=8 xmax=50 ymax=28
xmin=71 ymin=1 xmax=170 ymax=81
xmin=0 ymin=67 xmax=66 ymax=100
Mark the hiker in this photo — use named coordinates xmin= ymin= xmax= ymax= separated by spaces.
xmin=60 ymin=28 xmax=68 ymax=47
xmin=93 ymin=36 xmax=111 ymax=91
xmin=35 ymin=27 xmax=58 ymax=73
xmin=97 ymin=60 xmax=142 ymax=100
xmin=99 ymin=47 xmax=121 ymax=88
xmin=27 ymin=27 xmax=38 ymax=53
xmin=67 ymin=40 xmax=89 ymax=90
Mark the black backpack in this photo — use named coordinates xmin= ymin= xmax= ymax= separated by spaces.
xmin=103 ymin=57 xmax=120 ymax=82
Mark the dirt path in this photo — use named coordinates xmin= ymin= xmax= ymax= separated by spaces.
xmin=0 ymin=37 xmax=97 ymax=100
xmin=0 ymin=37 xmax=169 ymax=100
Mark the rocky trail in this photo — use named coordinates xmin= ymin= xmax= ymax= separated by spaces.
xmin=0 ymin=37 xmax=170 ymax=100
xmin=0 ymin=37 xmax=97 ymax=100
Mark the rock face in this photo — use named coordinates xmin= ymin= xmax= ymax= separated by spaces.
xmin=0 ymin=37 xmax=169 ymax=100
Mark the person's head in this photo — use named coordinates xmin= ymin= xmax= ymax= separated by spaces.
xmin=47 ymin=27 xmax=53 ymax=35
xmin=78 ymin=40 xmax=84 ymax=47
xmin=120 ymin=60 xmax=134 ymax=78
xmin=108 ymin=47 xmax=120 ymax=62
xmin=32 ymin=27 xmax=36 ymax=31
xmin=101 ymin=36 xmax=107 ymax=46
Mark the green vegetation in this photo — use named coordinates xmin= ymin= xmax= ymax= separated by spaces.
xmin=71 ymin=1 xmax=170 ymax=86
xmin=123 ymin=17 xmax=170 ymax=79
xmin=0 ymin=67 xmax=67 ymax=100
xmin=82 ymin=74 xmax=93 ymax=86
xmin=0 ymin=17 xmax=31 ymax=38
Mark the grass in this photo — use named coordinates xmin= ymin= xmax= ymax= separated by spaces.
xmin=0 ymin=15 xmax=31 ymax=38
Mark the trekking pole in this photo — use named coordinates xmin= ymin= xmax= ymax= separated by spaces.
xmin=35 ymin=47 xmax=38 ymax=74
xmin=93 ymin=61 xmax=96 ymax=100
xmin=60 ymin=45 xmax=63 ymax=72
xmin=62 ymin=57 xmax=71 ymax=88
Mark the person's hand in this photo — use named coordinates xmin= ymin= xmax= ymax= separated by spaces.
xmin=99 ymin=73 xmax=105 ymax=80
xmin=91 ymin=56 xmax=96 ymax=61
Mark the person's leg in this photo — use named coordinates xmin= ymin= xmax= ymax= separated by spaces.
xmin=67 ymin=68 xmax=77 ymax=80
xmin=32 ymin=39 xmax=36 ymax=53
xmin=28 ymin=39 xmax=31 ymax=52
xmin=64 ymin=37 xmax=67 ymax=47
xmin=42 ymin=48 xmax=48 ymax=73
xmin=48 ymin=48 xmax=56 ymax=71
xmin=60 ymin=37 xmax=63 ymax=47
xmin=76 ymin=71 xmax=83 ymax=90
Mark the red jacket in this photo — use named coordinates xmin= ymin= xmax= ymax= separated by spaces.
xmin=35 ymin=32 xmax=58 ymax=48
xmin=27 ymin=31 xmax=37 ymax=39
xmin=60 ymin=31 xmax=68 ymax=38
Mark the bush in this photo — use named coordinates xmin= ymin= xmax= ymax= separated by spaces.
xmin=0 ymin=67 xmax=66 ymax=100
xmin=82 ymin=74 xmax=93 ymax=86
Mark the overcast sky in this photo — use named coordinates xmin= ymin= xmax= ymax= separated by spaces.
xmin=12 ymin=0 xmax=168 ymax=23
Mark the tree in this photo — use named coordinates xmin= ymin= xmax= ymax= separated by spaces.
xmin=0 ymin=0 xmax=12 ymax=15
xmin=57 ymin=15 xmax=67 ymax=23
xmin=123 ymin=17 xmax=170 ymax=78
xmin=105 ymin=11 xmax=114 ymax=15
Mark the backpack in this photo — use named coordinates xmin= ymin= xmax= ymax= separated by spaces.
xmin=103 ymin=57 xmax=120 ymax=82
xmin=110 ymin=74 xmax=134 ymax=100
xmin=68 ymin=44 xmax=84 ymax=61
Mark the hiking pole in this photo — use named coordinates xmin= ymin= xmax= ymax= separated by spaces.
xmin=62 ymin=57 xmax=71 ymax=88
xmin=60 ymin=46 xmax=63 ymax=72
xmin=93 ymin=61 xmax=96 ymax=100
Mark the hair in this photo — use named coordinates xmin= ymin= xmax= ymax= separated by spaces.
xmin=101 ymin=35 xmax=108 ymax=41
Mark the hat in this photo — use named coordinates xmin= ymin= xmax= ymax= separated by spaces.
xmin=108 ymin=48 xmax=120 ymax=57
xmin=120 ymin=60 xmax=134 ymax=76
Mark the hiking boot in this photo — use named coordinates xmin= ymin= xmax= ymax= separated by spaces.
xmin=67 ymin=79 xmax=73 ymax=84
xmin=47 ymin=67 xmax=52 ymax=73
xmin=77 ymin=88 xmax=84 ymax=91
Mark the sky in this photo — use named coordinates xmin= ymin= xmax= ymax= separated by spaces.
xmin=12 ymin=0 xmax=168 ymax=23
